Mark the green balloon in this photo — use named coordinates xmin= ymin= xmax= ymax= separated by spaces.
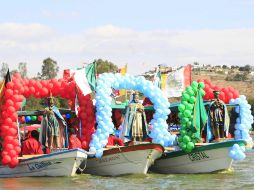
xmin=178 ymin=104 xmax=185 ymax=112
xmin=184 ymin=110 xmax=191 ymax=117
xmin=178 ymin=136 xmax=183 ymax=143
xmin=187 ymin=142 xmax=195 ymax=150
xmin=199 ymin=82 xmax=205 ymax=89
xmin=180 ymin=142 xmax=187 ymax=150
xmin=31 ymin=115 xmax=37 ymax=121
xmin=189 ymin=96 xmax=196 ymax=104
xmin=191 ymin=81 xmax=198 ymax=89
xmin=186 ymin=103 xmax=194 ymax=110
xmin=182 ymin=101 xmax=188 ymax=106
xmin=186 ymin=121 xmax=192 ymax=127
xmin=180 ymin=129 xmax=187 ymax=136
xmin=181 ymin=117 xmax=189 ymax=124
xmin=178 ymin=112 xmax=183 ymax=118
xmin=182 ymin=93 xmax=190 ymax=101
xmin=183 ymin=135 xmax=191 ymax=143
xmin=181 ymin=124 xmax=187 ymax=129
xmin=187 ymin=88 xmax=194 ymax=96
xmin=187 ymin=131 xmax=193 ymax=137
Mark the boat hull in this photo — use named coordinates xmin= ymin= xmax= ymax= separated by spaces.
xmin=151 ymin=140 xmax=246 ymax=174
xmin=0 ymin=148 xmax=87 ymax=178
xmin=83 ymin=144 xmax=164 ymax=176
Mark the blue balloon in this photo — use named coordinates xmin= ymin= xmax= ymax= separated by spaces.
xmin=25 ymin=116 xmax=31 ymax=123
xmin=66 ymin=113 xmax=71 ymax=119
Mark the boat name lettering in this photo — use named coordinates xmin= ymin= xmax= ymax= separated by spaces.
xmin=27 ymin=161 xmax=52 ymax=171
xmin=98 ymin=154 xmax=120 ymax=163
xmin=188 ymin=152 xmax=209 ymax=162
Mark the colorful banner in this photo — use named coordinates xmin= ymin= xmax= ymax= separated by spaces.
xmin=162 ymin=64 xmax=192 ymax=98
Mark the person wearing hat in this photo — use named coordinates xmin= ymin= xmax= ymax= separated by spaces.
xmin=121 ymin=91 xmax=149 ymax=144
xmin=208 ymin=90 xmax=230 ymax=141
xmin=40 ymin=93 xmax=67 ymax=151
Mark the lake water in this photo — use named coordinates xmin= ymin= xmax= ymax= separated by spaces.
xmin=1 ymin=150 xmax=254 ymax=190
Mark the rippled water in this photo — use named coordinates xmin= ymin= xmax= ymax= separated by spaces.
xmin=1 ymin=150 xmax=254 ymax=190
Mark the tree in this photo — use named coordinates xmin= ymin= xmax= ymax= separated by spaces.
xmin=95 ymin=59 xmax=118 ymax=74
xmin=222 ymin=65 xmax=228 ymax=69
xmin=18 ymin=62 xmax=28 ymax=78
xmin=239 ymin=64 xmax=251 ymax=72
xmin=0 ymin=62 xmax=9 ymax=79
xmin=41 ymin=57 xmax=59 ymax=79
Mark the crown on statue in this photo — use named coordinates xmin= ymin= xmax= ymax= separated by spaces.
xmin=47 ymin=91 xmax=54 ymax=104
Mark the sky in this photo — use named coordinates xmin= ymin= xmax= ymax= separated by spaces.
xmin=0 ymin=0 xmax=254 ymax=77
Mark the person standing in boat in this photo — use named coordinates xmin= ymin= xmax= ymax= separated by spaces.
xmin=40 ymin=93 xmax=67 ymax=151
xmin=208 ymin=90 xmax=230 ymax=141
xmin=121 ymin=91 xmax=149 ymax=144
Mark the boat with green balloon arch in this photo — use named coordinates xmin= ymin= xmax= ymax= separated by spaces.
xmin=151 ymin=79 xmax=252 ymax=174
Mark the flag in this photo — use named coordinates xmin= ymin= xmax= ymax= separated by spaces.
xmin=193 ymin=89 xmax=208 ymax=142
xmin=118 ymin=64 xmax=127 ymax=96
xmin=0 ymin=69 xmax=11 ymax=107
xmin=64 ymin=62 xmax=96 ymax=96
xmin=163 ymin=64 xmax=192 ymax=98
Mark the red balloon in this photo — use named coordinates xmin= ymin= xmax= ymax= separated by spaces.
xmin=14 ymin=146 xmax=21 ymax=154
xmin=6 ymin=81 xmax=14 ymax=89
xmin=1 ymin=155 xmax=11 ymax=165
xmin=6 ymin=128 xmax=17 ymax=136
xmin=19 ymin=116 xmax=25 ymax=123
xmin=14 ymin=102 xmax=22 ymax=110
xmin=9 ymin=157 xmax=19 ymax=168
xmin=5 ymin=89 xmax=13 ymax=98
xmin=38 ymin=115 xmax=43 ymax=121
xmin=5 ymin=99 xmax=14 ymax=107
xmin=5 ymin=143 xmax=14 ymax=150
xmin=7 ymin=106 xmax=15 ymax=115
xmin=29 ymin=86 xmax=36 ymax=94
xmin=1 ymin=151 xmax=8 ymax=157
xmin=41 ymin=87 xmax=49 ymax=96
xmin=12 ymin=94 xmax=20 ymax=102
xmin=1 ymin=125 xmax=9 ymax=132
xmin=12 ymin=139 xmax=20 ymax=146
xmin=4 ymin=117 xmax=13 ymax=126
xmin=4 ymin=136 xmax=14 ymax=143
xmin=10 ymin=112 xmax=18 ymax=121
xmin=8 ymin=150 xmax=17 ymax=157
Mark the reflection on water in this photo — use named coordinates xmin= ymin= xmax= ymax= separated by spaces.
xmin=1 ymin=150 xmax=254 ymax=190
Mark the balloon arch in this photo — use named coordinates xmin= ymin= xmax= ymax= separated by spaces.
xmin=89 ymin=73 xmax=176 ymax=158
xmin=0 ymin=73 xmax=95 ymax=168
xmin=178 ymin=79 xmax=253 ymax=160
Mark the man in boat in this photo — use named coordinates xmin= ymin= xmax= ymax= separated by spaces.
xmin=68 ymin=128 xmax=82 ymax=149
xmin=40 ymin=93 xmax=67 ymax=151
xmin=209 ymin=90 xmax=230 ymax=141
xmin=22 ymin=130 xmax=44 ymax=155
xmin=107 ymin=131 xmax=124 ymax=147
xmin=121 ymin=91 xmax=149 ymax=144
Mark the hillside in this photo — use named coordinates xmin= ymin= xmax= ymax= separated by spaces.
xmin=192 ymin=72 xmax=254 ymax=99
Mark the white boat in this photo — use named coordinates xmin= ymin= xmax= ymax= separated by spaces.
xmin=150 ymin=140 xmax=246 ymax=174
xmin=82 ymin=143 xmax=164 ymax=176
xmin=0 ymin=148 xmax=87 ymax=178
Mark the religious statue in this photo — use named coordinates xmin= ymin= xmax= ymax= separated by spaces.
xmin=209 ymin=90 xmax=230 ymax=141
xmin=40 ymin=94 xmax=67 ymax=150
xmin=121 ymin=91 xmax=149 ymax=143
